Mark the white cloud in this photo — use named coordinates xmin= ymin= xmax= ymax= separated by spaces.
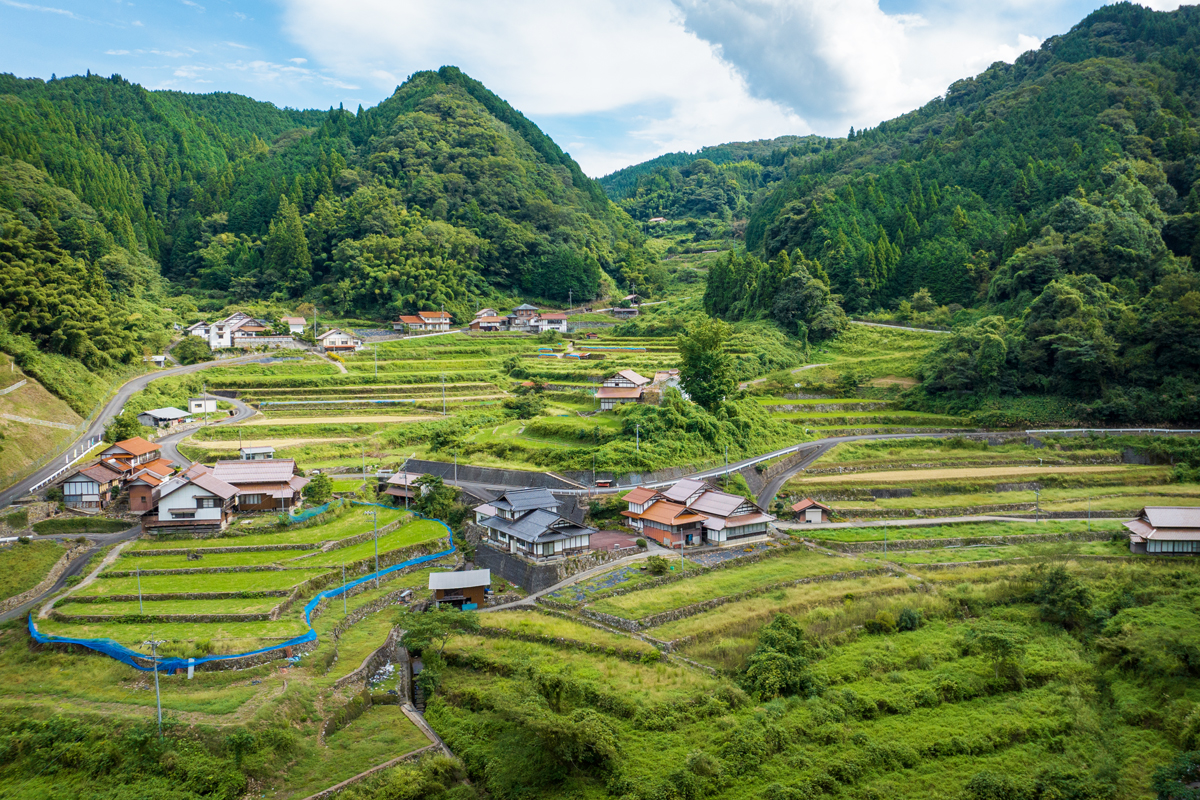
xmin=225 ymin=59 xmax=359 ymax=90
xmin=106 ymin=49 xmax=130 ymax=55
xmin=181 ymin=0 xmax=204 ymax=9
xmin=289 ymin=57 xmax=308 ymax=64
xmin=225 ymin=41 xmax=251 ymax=49
xmin=131 ymin=18 xmax=142 ymax=25
xmin=1 ymin=0 xmax=80 ymax=19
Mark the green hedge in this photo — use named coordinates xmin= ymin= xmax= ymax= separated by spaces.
xmin=32 ymin=518 xmax=130 ymax=535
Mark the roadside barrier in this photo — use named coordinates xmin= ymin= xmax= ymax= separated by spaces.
xmin=27 ymin=512 xmax=455 ymax=672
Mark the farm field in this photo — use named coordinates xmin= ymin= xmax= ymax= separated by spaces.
xmin=478 ymin=609 xmax=657 ymax=654
xmin=586 ymin=547 xmax=868 ymax=620
xmin=867 ymin=537 xmax=1129 ymax=565
xmin=795 ymin=519 xmax=1126 ymax=543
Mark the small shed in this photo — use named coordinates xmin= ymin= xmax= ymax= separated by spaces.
xmin=189 ymin=397 xmax=217 ymax=414
xmin=239 ymin=446 xmax=276 ymax=461
xmin=137 ymin=407 xmax=190 ymax=429
xmin=429 ymin=569 xmax=491 ymax=610
xmin=611 ymin=306 xmax=639 ymax=319
xmin=791 ymin=498 xmax=832 ymax=524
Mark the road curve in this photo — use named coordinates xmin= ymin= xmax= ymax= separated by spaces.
xmin=156 ymin=393 xmax=257 ymax=468
xmin=0 ymin=355 xmax=267 ymax=508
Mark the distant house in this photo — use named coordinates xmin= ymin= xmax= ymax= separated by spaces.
xmin=393 ymin=311 xmax=453 ymax=332
xmin=430 ymin=568 xmax=491 ymax=610
xmin=622 ymin=478 xmax=775 ymax=547
xmin=188 ymin=397 xmax=217 ymax=415
xmin=209 ymin=459 xmax=309 ymax=512
xmin=623 ymin=294 xmax=641 ymax=306
xmin=534 ymin=313 xmax=568 ymax=333
xmin=137 ymin=407 xmax=190 ymax=429
xmin=282 ymin=316 xmax=307 ymax=334
xmin=468 ymin=316 xmax=509 ymax=332
xmin=126 ymin=461 xmax=176 ymax=515
xmin=648 ymin=217 xmax=667 ymax=223
xmin=317 ymin=328 xmax=363 ymax=353
xmin=383 ymin=471 xmax=422 ymax=504
xmin=144 ymin=472 xmax=239 ymax=534
xmin=512 ymin=304 xmax=540 ymax=321
xmin=1125 ymin=507 xmax=1200 ymax=554
xmin=475 ymin=488 xmax=595 ymax=561
xmin=100 ymin=437 xmax=162 ymax=475
xmin=475 ymin=308 xmax=498 ymax=318
xmin=791 ymin=498 xmax=832 ymax=524
xmin=597 ymin=369 xmax=650 ymax=411
xmin=61 ymin=462 xmax=124 ymax=510
xmin=187 ymin=311 xmax=273 ymax=349
xmin=239 ymin=446 xmax=276 ymax=460
xmin=611 ymin=306 xmax=639 ymax=319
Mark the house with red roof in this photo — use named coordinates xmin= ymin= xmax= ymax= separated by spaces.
xmin=393 ymin=310 xmax=453 ymax=332
xmin=621 ymin=478 xmax=776 ymax=547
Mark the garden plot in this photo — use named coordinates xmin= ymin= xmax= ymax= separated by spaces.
xmin=865 ymin=538 xmax=1129 ymax=565
xmin=73 ymin=568 xmax=334 ymax=597
xmin=585 ymin=548 xmax=871 ymax=621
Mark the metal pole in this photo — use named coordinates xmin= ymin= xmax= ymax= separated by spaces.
xmin=137 ymin=568 xmax=143 ymax=614
xmin=454 ymin=452 xmax=458 ymax=486
xmin=636 ymin=423 xmax=639 ymax=453
xmin=1087 ymin=495 xmax=1091 ymax=532
xmin=144 ymin=639 xmax=165 ymax=738
xmin=342 ymin=564 xmax=347 ymax=613
xmin=441 ymin=374 xmax=446 ymax=416
xmin=374 ymin=344 xmax=377 ymax=377
xmin=373 ymin=513 xmax=379 ymax=587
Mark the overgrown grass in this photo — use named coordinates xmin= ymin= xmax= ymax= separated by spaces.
xmin=31 ymin=518 xmax=130 ymax=535
xmin=0 ymin=540 xmax=66 ymax=599
xmin=478 ymin=610 xmax=656 ymax=653
xmin=797 ymin=519 xmax=1125 ymax=543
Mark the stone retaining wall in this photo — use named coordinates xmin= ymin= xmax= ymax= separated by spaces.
xmin=333 ymin=626 xmax=402 ymax=690
xmin=0 ymin=501 xmax=57 ymax=535
xmin=297 ymin=744 xmax=440 ymax=800
xmin=131 ymin=542 xmax=321 ymax=556
xmin=0 ymin=543 xmax=88 ymax=613
xmin=906 ymin=554 xmax=1148 ymax=571
xmin=37 ymin=636 xmax=318 ymax=672
xmin=101 ymin=564 xmax=292 ymax=577
xmin=797 ymin=456 xmax=1118 ymax=477
xmin=813 ymin=529 xmax=1116 ymax=554
xmin=581 ymin=567 xmax=892 ymax=630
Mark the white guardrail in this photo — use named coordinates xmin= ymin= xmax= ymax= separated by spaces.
xmin=1027 ymin=429 xmax=1200 ymax=435
xmin=28 ymin=434 xmax=103 ymax=494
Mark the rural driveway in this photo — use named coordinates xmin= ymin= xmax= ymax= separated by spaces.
xmin=0 ymin=354 xmax=267 ymax=507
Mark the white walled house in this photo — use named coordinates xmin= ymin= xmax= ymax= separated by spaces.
xmin=596 ymin=369 xmax=650 ymax=411
xmin=189 ymin=397 xmax=217 ymax=414
xmin=186 ymin=311 xmax=271 ymax=349
xmin=282 ymin=316 xmax=307 ymax=334
xmin=143 ymin=473 xmax=238 ymax=534
xmin=393 ymin=311 xmax=453 ymax=332
xmin=317 ymin=329 xmax=363 ymax=353
xmin=533 ymin=313 xmax=568 ymax=333
xmin=473 ymin=487 xmax=595 ymax=561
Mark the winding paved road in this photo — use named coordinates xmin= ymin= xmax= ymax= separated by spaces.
xmin=0 ymin=355 xmax=265 ymax=507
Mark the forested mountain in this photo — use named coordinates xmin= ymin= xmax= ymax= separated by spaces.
xmin=697 ymin=3 xmax=1200 ymax=423
xmin=0 ymin=66 xmax=654 ymax=394
xmin=600 ymin=135 xmax=832 ymax=223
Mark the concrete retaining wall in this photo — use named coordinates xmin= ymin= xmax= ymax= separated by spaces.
xmin=403 ymin=459 xmax=580 ymax=490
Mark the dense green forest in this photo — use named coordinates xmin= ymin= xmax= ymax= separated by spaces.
xmin=678 ymin=3 xmax=1200 ymax=424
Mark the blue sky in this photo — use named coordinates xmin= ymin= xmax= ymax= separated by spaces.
xmin=0 ymin=0 xmax=1191 ymax=176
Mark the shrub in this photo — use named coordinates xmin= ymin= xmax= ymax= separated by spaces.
xmin=646 ymin=555 xmax=670 ymax=575
xmin=17 ymin=536 xmax=30 ymax=545
xmin=864 ymin=610 xmax=897 ymax=634
xmin=897 ymin=607 xmax=923 ymax=632
xmin=636 ymin=538 xmax=647 ymax=549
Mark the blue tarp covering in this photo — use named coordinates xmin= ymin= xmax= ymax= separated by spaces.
xmin=28 ymin=509 xmax=455 ymax=672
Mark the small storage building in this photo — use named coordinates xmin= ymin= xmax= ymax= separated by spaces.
xmin=429 ymin=569 xmax=491 ymax=610
xmin=791 ymin=498 xmax=832 ymax=524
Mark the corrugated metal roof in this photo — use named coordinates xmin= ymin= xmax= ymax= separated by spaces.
xmin=706 ymin=512 xmax=775 ymax=531
xmin=623 ymin=487 xmax=660 ymax=504
xmin=1143 ymin=507 xmax=1200 ymax=529
xmin=638 ymin=500 xmax=706 ymax=526
xmin=662 ymin=478 xmax=708 ymax=504
xmin=792 ymin=498 xmax=831 ymax=513
xmin=617 ymin=369 xmax=650 ymax=386
xmin=430 ymin=569 xmax=490 ymax=590
xmin=141 ymin=407 xmax=189 ymax=420
xmin=212 ymin=459 xmax=297 ymax=484
xmin=191 ymin=472 xmax=239 ymax=499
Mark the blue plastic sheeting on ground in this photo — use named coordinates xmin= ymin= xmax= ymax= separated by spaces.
xmin=28 ymin=513 xmax=455 ymax=672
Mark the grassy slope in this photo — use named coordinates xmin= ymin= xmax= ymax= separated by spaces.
xmin=0 ymin=540 xmax=66 ymax=599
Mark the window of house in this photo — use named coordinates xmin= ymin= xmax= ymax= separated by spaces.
xmin=197 ymin=497 xmax=219 ymax=509
xmin=172 ymin=510 xmax=196 ymax=519
xmin=242 ymin=494 xmax=263 ymax=505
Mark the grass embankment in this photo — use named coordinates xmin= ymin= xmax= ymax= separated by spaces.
xmin=0 ymin=540 xmax=66 ymax=599
xmin=478 ymin=610 xmax=657 ymax=654
xmin=587 ymin=549 xmax=866 ymax=620
xmin=31 ymin=518 xmax=130 ymax=535
xmin=797 ymin=519 xmax=1125 ymax=543
xmin=877 ymin=538 xmax=1130 ymax=565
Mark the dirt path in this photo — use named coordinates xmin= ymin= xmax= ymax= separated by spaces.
xmin=39 ymin=540 xmax=132 ymax=619
xmin=317 ymin=353 xmax=348 ymax=374
xmin=245 ymin=415 xmax=439 ymax=426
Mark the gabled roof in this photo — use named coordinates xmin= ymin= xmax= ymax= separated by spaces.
xmin=239 ymin=446 xmax=276 ymax=455
xmin=792 ymin=498 xmax=832 ymax=513
xmin=623 ymin=486 xmax=660 ymax=505
xmin=182 ymin=462 xmax=211 ymax=479
xmin=138 ymin=458 xmax=176 ymax=477
xmin=105 ymin=437 xmax=160 ymax=457
xmin=211 ymin=459 xmax=297 ymax=484
xmin=140 ymin=407 xmax=189 ymax=420
xmin=705 ymin=511 xmax=775 ymax=531
xmin=475 ymin=316 xmax=508 ymax=324
xmin=419 ymin=311 xmax=451 ymax=319
xmin=127 ymin=468 xmax=166 ymax=487
xmin=662 ymin=478 xmax=709 ymax=504
xmin=474 ymin=308 xmax=497 ymax=317
xmin=1125 ymin=506 xmax=1200 ymax=541
xmin=473 ymin=503 xmax=498 ymax=517
xmin=387 ymin=471 xmax=422 ymax=487
xmin=186 ymin=321 xmax=209 ymax=331
xmin=688 ymin=488 xmax=750 ymax=518
xmin=282 ymin=316 xmax=306 ymax=324
xmin=430 ymin=569 xmax=490 ymax=590
xmin=77 ymin=463 xmax=123 ymax=483
xmin=514 ymin=303 xmax=540 ymax=311
xmin=481 ymin=509 xmax=595 ymax=543
xmin=160 ymin=472 xmax=238 ymax=502
xmin=397 ymin=316 xmax=424 ymax=325
xmin=616 ymin=369 xmax=650 ymax=386
xmin=317 ymin=328 xmax=348 ymax=340
xmin=539 ymin=313 xmax=567 ymax=321
xmin=495 ymin=487 xmax=560 ymax=513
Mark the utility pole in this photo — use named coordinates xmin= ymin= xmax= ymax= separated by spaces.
xmin=568 ymin=288 xmax=572 ymax=309
xmin=373 ymin=344 xmax=377 ymax=378
xmin=202 ymin=381 xmax=208 ymax=426
xmin=137 ymin=567 xmax=143 ymax=614
xmin=144 ymin=638 xmax=165 ymax=738
xmin=364 ymin=510 xmax=379 ymax=587
xmin=342 ymin=564 xmax=347 ymax=614
xmin=401 ymin=457 xmax=410 ymax=511
xmin=592 ymin=453 xmax=596 ymax=488
xmin=1035 ymin=488 xmax=1041 ymax=524
xmin=635 ymin=423 xmax=640 ymax=453
xmin=453 ymin=451 xmax=458 ymax=486
xmin=441 ymin=374 xmax=447 ymax=416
